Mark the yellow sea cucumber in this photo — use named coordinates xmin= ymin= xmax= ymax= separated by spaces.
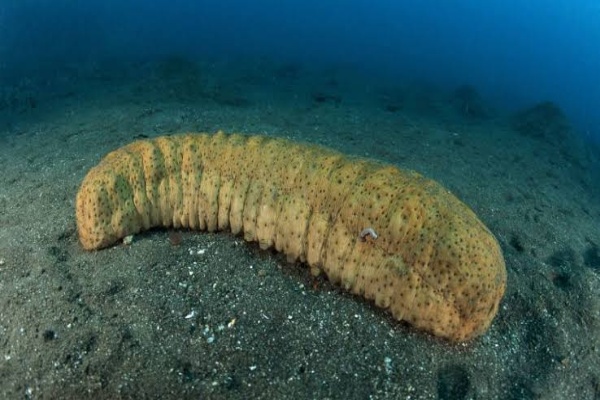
xmin=76 ymin=131 xmax=506 ymax=342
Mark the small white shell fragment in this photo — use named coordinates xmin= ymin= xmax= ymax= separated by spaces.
xmin=184 ymin=310 xmax=196 ymax=319
xmin=358 ymin=227 xmax=378 ymax=242
xmin=123 ymin=235 xmax=134 ymax=245
xmin=188 ymin=247 xmax=207 ymax=255
xmin=227 ymin=318 xmax=236 ymax=328
xmin=384 ymin=357 xmax=393 ymax=375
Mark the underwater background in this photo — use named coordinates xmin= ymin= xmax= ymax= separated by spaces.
xmin=2 ymin=0 xmax=600 ymax=144
xmin=0 ymin=1 xmax=599 ymax=399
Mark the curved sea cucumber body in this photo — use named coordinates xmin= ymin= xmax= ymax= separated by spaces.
xmin=76 ymin=132 xmax=506 ymax=342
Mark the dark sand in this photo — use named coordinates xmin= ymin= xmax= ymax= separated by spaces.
xmin=0 ymin=58 xmax=599 ymax=399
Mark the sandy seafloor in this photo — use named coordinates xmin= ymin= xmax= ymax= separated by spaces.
xmin=0 ymin=58 xmax=599 ymax=399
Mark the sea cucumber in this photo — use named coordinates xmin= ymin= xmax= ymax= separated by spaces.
xmin=76 ymin=131 xmax=506 ymax=342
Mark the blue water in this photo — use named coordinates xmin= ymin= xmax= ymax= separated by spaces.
xmin=2 ymin=0 xmax=599 ymax=142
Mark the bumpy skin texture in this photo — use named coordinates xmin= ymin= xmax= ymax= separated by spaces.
xmin=76 ymin=132 xmax=506 ymax=342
